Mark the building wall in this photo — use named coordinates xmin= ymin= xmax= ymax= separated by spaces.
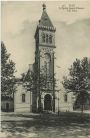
xmin=1 ymin=100 xmax=14 ymax=112
xmin=55 ymin=90 xmax=74 ymax=112
xmin=37 ymin=90 xmax=74 ymax=112
xmin=14 ymin=83 xmax=32 ymax=113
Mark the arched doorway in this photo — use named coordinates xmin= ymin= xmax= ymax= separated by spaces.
xmin=44 ymin=94 xmax=52 ymax=111
xmin=6 ymin=103 xmax=9 ymax=111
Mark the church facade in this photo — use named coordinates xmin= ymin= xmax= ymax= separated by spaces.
xmin=31 ymin=4 xmax=74 ymax=113
xmin=1 ymin=4 xmax=74 ymax=113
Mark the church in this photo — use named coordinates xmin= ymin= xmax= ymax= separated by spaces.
xmin=32 ymin=4 xmax=57 ymax=112
xmin=1 ymin=4 xmax=74 ymax=113
xmin=30 ymin=4 xmax=73 ymax=112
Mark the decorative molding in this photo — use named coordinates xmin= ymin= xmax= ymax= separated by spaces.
xmin=39 ymin=44 xmax=56 ymax=48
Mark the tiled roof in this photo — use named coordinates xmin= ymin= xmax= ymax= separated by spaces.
xmin=39 ymin=10 xmax=54 ymax=28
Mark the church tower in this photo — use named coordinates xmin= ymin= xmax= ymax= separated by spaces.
xmin=33 ymin=4 xmax=56 ymax=112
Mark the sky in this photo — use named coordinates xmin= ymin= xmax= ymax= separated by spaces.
xmin=1 ymin=1 xmax=90 ymax=83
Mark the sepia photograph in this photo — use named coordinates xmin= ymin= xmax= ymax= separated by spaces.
xmin=1 ymin=1 xmax=90 ymax=138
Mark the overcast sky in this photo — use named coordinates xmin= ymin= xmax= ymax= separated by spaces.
xmin=1 ymin=1 xmax=90 ymax=83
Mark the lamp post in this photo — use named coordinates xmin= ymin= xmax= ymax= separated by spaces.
xmin=56 ymin=65 xmax=61 ymax=115
xmin=58 ymin=90 xmax=59 ymax=115
xmin=57 ymin=89 xmax=61 ymax=116
xmin=52 ymin=52 xmax=55 ymax=112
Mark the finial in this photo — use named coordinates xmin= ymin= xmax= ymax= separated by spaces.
xmin=42 ymin=3 xmax=46 ymax=11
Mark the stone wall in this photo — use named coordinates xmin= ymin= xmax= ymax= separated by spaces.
xmin=14 ymin=83 xmax=32 ymax=112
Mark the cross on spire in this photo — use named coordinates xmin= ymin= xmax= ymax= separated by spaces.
xmin=42 ymin=3 xmax=46 ymax=11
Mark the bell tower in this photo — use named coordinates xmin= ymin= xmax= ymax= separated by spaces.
xmin=34 ymin=4 xmax=56 ymax=112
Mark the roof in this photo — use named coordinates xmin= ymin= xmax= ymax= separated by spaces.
xmin=35 ymin=4 xmax=55 ymax=38
xmin=39 ymin=10 xmax=54 ymax=28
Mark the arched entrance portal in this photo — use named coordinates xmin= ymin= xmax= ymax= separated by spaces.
xmin=44 ymin=94 xmax=52 ymax=111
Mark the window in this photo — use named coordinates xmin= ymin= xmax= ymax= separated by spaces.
xmin=42 ymin=33 xmax=45 ymax=43
xmin=22 ymin=94 xmax=25 ymax=102
xmin=64 ymin=94 xmax=67 ymax=102
xmin=44 ymin=53 xmax=51 ymax=76
xmin=45 ymin=53 xmax=51 ymax=63
xmin=46 ymin=34 xmax=48 ymax=43
xmin=49 ymin=35 xmax=52 ymax=43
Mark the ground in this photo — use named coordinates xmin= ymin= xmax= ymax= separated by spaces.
xmin=1 ymin=112 xmax=90 ymax=138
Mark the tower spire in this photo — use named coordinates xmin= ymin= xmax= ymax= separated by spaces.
xmin=42 ymin=3 xmax=46 ymax=11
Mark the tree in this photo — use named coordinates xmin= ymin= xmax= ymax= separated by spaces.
xmin=21 ymin=69 xmax=34 ymax=90
xmin=62 ymin=57 xmax=90 ymax=112
xmin=21 ymin=64 xmax=57 ymax=112
xmin=21 ymin=67 xmax=55 ymax=91
xmin=1 ymin=42 xmax=16 ymax=96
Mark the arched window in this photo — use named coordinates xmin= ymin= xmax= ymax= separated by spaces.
xmin=64 ymin=94 xmax=67 ymax=102
xmin=42 ymin=33 xmax=45 ymax=43
xmin=45 ymin=53 xmax=51 ymax=64
xmin=46 ymin=34 xmax=48 ymax=43
xmin=49 ymin=35 xmax=52 ymax=43
xmin=44 ymin=53 xmax=51 ymax=76
xmin=22 ymin=94 xmax=25 ymax=102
